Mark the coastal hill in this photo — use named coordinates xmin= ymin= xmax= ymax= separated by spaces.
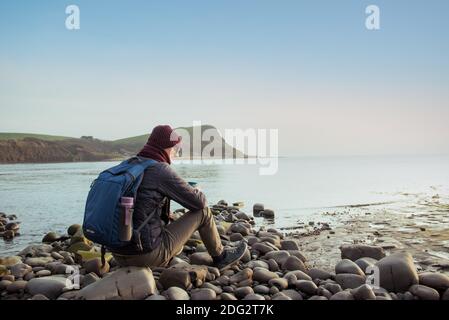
xmin=0 ymin=125 xmax=245 ymax=164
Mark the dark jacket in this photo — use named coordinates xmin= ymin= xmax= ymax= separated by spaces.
xmin=112 ymin=159 xmax=206 ymax=255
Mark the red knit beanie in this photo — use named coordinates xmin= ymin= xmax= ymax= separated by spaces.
xmin=147 ymin=125 xmax=182 ymax=149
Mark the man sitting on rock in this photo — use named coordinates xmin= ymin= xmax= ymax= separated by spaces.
xmin=112 ymin=125 xmax=247 ymax=271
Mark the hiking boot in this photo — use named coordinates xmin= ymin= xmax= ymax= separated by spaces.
xmin=213 ymin=241 xmax=248 ymax=272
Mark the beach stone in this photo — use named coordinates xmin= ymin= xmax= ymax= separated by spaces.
xmin=31 ymin=294 xmax=50 ymax=300
xmin=267 ymin=258 xmax=279 ymax=272
xmin=252 ymin=242 xmax=275 ymax=255
xmin=409 ymin=284 xmax=440 ymax=300
xmin=280 ymin=240 xmax=300 ymax=251
xmin=83 ymin=258 xmax=110 ymax=277
xmin=354 ymin=257 xmax=378 ymax=273
xmin=51 ymin=252 xmax=64 ymax=260
xmin=24 ymin=257 xmax=54 ymax=267
xmin=230 ymin=223 xmax=250 ymax=236
xmin=281 ymin=289 xmax=303 ymax=300
xmin=253 ymin=267 xmax=279 ymax=283
xmin=5 ymin=222 xmax=19 ymax=231
xmin=261 ymin=209 xmax=275 ymax=218
xmin=282 ymin=256 xmax=307 ymax=272
xmin=442 ymin=288 xmax=449 ymax=300
xmin=36 ymin=270 xmax=52 ymax=277
xmin=271 ymin=292 xmax=292 ymax=300
xmin=243 ymin=293 xmax=265 ymax=300
xmin=375 ymin=252 xmax=418 ymax=292
xmin=82 ymin=272 xmax=100 ymax=287
xmin=163 ymin=286 xmax=190 ymax=300
xmin=241 ymin=248 xmax=251 ymax=263
xmin=254 ymin=285 xmax=270 ymax=294
xmin=351 ymin=284 xmax=376 ymax=300
xmin=323 ymin=283 xmax=343 ymax=294
xmin=317 ymin=287 xmax=333 ymax=299
xmin=67 ymin=224 xmax=81 ymax=236
xmin=246 ymin=260 xmax=269 ymax=270
xmin=235 ymin=212 xmax=250 ymax=221
xmin=0 ymin=256 xmax=22 ymax=267
xmin=191 ymin=288 xmax=216 ymax=300
xmin=264 ymin=251 xmax=290 ymax=265
xmin=0 ymin=279 xmax=12 ymax=291
xmin=190 ymin=252 xmax=213 ymax=266
xmin=67 ymin=242 xmax=93 ymax=254
xmin=24 ymin=272 xmax=36 ymax=281
xmin=27 ymin=276 xmax=69 ymax=299
xmin=330 ymin=291 xmax=355 ymax=300
xmin=0 ymin=265 xmax=7 ymax=277
xmin=221 ymin=292 xmax=238 ymax=300
xmin=269 ymin=278 xmax=288 ymax=290
xmin=229 ymin=268 xmax=253 ymax=284
xmin=335 ymin=259 xmax=365 ymax=276
xmin=335 ymin=274 xmax=366 ymax=289
xmin=253 ymin=203 xmax=264 ymax=217
xmin=340 ymin=245 xmax=385 ymax=261
xmin=145 ymin=294 xmax=167 ymax=300
xmin=286 ymin=250 xmax=307 ymax=262
xmin=295 ymin=280 xmax=318 ymax=296
xmin=3 ymin=230 xmax=15 ymax=239
xmin=7 ymin=280 xmax=28 ymax=293
xmin=75 ymin=267 xmax=156 ymax=300
xmin=18 ymin=244 xmax=53 ymax=257
xmin=159 ymin=265 xmax=208 ymax=290
xmin=230 ymin=233 xmax=244 ymax=242
xmin=418 ymin=272 xmax=449 ymax=291
xmin=2 ymin=274 xmax=15 ymax=282
xmin=9 ymin=263 xmax=32 ymax=278
xmin=42 ymin=232 xmax=60 ymax=243
xmin=307 ymin=268 xmax=333 ymax=280
xmin=234 ymin=286 xmax=254 ymax=299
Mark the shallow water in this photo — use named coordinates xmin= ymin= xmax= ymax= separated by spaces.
xmin=1 ymin=155 xmax=449 ymax=255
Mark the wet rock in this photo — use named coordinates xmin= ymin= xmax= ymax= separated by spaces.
xmin=75 ymin=267 xmax=156 ymax=300
xmin=418 ymin=272 xmax=449 ymax=291
xmin=42 ymin=232 xmax=60 ymax=243
xmin=235 ymin=212 xmax=250 ymax=221
xmin=190 ymin=252 xmax=213 ymax=266
xmin=5 ymin=222 xmax=19 ymax=231
xmin=27 ymin=276 xmax=69 ymax=299
xmin=335 ymin=274 xmax=366 ymax=289
xmin=6 ymin=280 xmax=28 ymax=293
xmin=295 ymin=280 xmax=318 ymax=296
xmin=282 ymin=256 xmax=307 ymax=272
xmin=307 ymin=268 xmax=333 ymax=280
xmin=230 ymin=223 xmax=250 ymax=236
xmin=375 ymin=252 xmax=418 ymax=292
xmin=234 ymin=286 xmax=254 ymax=299
xmin=221 ymin=292 xmax=237 ymax=300
xmin=330 ymin=291 xmax=355 ymax=300
xmin=3 ymin=230 xmax=15 ymax=240
xmin=261 ymin=209 xmax=275 ymax=219
xmin=243 ymin=293 xmax=265 ymax=300
xmin=280 ymin=240 xmax=300 ymax=251
xmin=24 ymin=257 xmax=54 ymax=267
xmin=83 ymin=258 xmax=110 ymax=277
xmin=67 ymin=224 xmax=81 ymax=236
xmin=340 ymin=245 xmax=385 ymax=261
xmin=351 ymin=284 xmax=376 ymax=300
xmin=9 ymin=263 xmax=32 ymax=278
xmin=354 ymin=257 xmax=378 ymax=273
xmin=253 ymin=203 xmax=265 ymax=217
xmin=409 ymin=284 xmax=440 ymax=300
xmin=163 ymin=287 xmax=190 ymax=300
xmin=191 ymin=288 xmax=216 ymax=300
xmin=335 ymin=259 xmax=365 ymax=276
xmin=253 ymin=267 xmax=279 ymax=283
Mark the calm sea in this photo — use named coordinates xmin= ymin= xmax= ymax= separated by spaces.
xmin=1 ymin=155 xmax=449 ymax=255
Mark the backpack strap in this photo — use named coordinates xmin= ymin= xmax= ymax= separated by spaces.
xmin=133 ymin=197 xmax=167 ymax=251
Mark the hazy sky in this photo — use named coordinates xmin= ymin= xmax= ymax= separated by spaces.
xmin=1 ymin=0 xmax=448 ymax=156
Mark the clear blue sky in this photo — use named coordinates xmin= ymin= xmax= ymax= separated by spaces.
xmin=1 ymin=0 xmax=448 ymax=156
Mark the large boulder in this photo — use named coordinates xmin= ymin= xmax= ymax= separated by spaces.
xmin=158 ymin=265 xmax=208 ymax=290
xmin=74 ymin=267 xmax=156 ymax=300
xmin=340 ymin=245 xmax=385 ymax=261
xmin=375 ymin=252 xmax=418 ymax=293
xmin=26 ymin=276 xmax=70 ymax=299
